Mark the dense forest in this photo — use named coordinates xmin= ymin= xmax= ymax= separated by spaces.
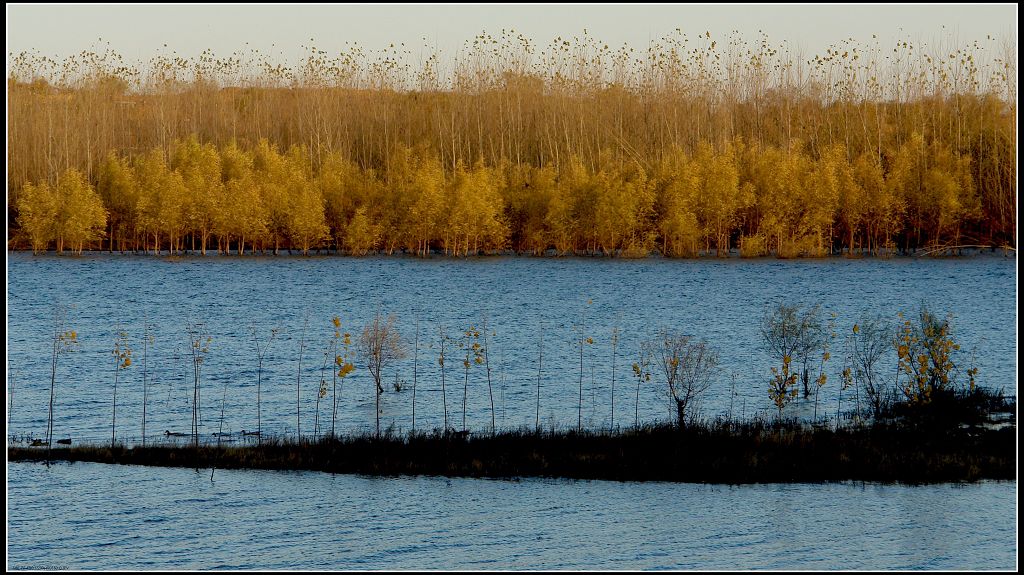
xmin=6 ymin=30 xmax=1017 ymax=256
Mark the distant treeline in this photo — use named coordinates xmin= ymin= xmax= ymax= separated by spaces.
xmin=7 ymin=30 xmax=1016 ymax=255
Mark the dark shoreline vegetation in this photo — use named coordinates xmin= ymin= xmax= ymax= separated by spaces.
xmin=8 ymin=396 xmax=1016 ymax=484
xmin=7 ymin=30 xmax=1016 ymax=258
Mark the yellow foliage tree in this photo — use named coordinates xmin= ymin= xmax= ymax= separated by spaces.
xmin=407 ymin=151 xmax=446 ymax=256
xmin=693 ymin=142 xmax=745 ymax=256
xmin=656 ymin=150 xmax=702 ymax=257
xmin=172 ymin=135 xmax=223 ymax=255
xmin=895 ymin=307 xmax=961 ymax=406
xmin=284 ymin=161 xmax=330 ymax=255
xmin=345 ymin=206 xmax=380 ymax=255
xmin=54 ymin=168 xmax=107 ymax=254
xmin=95 ymin=153 xmax=138 ymax=252
xmin=593 ymin=155 xmax=655 ymax=256
xmin=134 ymin=150 xmax=186 ymax=254
xmin=16 ymin=180 xmax=59 ymax=253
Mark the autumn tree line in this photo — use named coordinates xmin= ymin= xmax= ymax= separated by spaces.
xmin=7 ymin=30 xmax=1016 ymax=256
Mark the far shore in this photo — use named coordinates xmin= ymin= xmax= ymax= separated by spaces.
xmin=6 ymin=244 xmax=1017 ymax=260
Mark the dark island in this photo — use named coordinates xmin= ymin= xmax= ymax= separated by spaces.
xmin=10 ymin=391 xmax=1015 ymax=484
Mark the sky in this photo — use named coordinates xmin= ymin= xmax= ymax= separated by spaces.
xmin=5 ymin=3 xmax=1018 ymax=66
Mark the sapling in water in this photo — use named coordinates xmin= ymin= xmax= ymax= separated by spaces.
xmin=575 ymin=299 xmax=594 ymax=431
xmin=249 ymin=321 xmax=278 ymax=444
xmin=333 ymin=322 xmax=356 ymax=438
xmin=535 ymin=321 xmax=544 ymax=432
xmin=482 ymin=317 xmax=496 ymax=434
xmin=438 ymin=326 xmax=449 ymax=431
xmin=46 ymin=304 xmax=78 ymax=463
xmin=296 ymin=312 xmax=310 ymax=440
xmin=141 ymin=317 xmax=155 ymax=447
xmin=411 ymin=318 xmax=419 ymax=434
xmin=185 ymin=318 xmax=211 ymax=448
xmin=110 ymin=325 xmax=132 ymax=448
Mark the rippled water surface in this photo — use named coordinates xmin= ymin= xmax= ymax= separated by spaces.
xmin=6 ymin=462 xmax=1017 ymax=570
xmin=6 ymin=253 xmax=1018 ymax=569
xmin=6 ymin=253 xmax=1016 ymax=442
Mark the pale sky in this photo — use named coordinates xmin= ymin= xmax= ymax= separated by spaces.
xmin=5 ymin=3 xmax=1018 ymax=66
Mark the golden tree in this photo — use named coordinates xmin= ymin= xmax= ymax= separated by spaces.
xmin=95 ymin=153 xmax=138 ymax=252
xmin=894 ymin=306 xmax=961 ymax=406
xmin=15 ymin=180 xmax=58 ymax=253
xmin=54 ymin=168 xmax=107 ymax=254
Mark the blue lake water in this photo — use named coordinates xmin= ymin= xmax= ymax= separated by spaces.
xmin=5 ymin=252 xmax=1018 ymax=569
xmin=6 ymin=462 xmax=1017 ymax=570
xmin=6 ymin=253 xmax=1016 ymax=441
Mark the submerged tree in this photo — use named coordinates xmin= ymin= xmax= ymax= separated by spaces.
xmin=760 ymin=303 xmax=806 ymax=419
xmin=793 ymin=306 xmax=825 ymax=399
xmin=646 ymin=329 xmax=719 ymax=428
xmin=849 ymin=314 xmax=892 ymax=417
xmin=761 ymin=302 xmax=829 ymax=418
xmin=894 ymin=306 xmax=961 ymax=406
xmin=358 ymin=310 xmax=406 ymax=437
xmin=768 ymin=355 xmax=799 ymax=422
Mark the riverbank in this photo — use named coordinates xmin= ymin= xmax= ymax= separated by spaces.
xmin=9 ymin=420 xmax=1016 ymax=483
xmin=5 ymin=244 xmax=1017 ymax=259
